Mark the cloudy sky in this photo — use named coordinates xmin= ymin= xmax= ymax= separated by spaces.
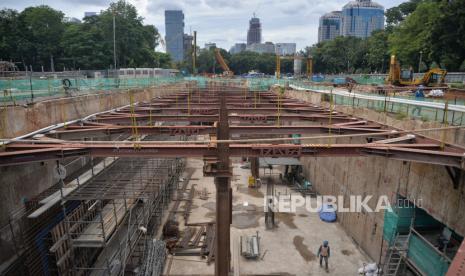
xmin=1 ymin=0 xmax=405 ymax=51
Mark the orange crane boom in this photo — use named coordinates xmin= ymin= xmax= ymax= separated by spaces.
xmin=214 ymin=49 xmax=233 ymax=76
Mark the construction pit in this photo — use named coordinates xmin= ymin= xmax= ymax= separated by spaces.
xmin=164 ymin=157 xmax=369 ymax=275
xmin=1 ymin=80 xmax=465 ymax=276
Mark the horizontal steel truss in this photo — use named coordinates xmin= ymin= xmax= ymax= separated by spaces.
xmin=1 ymin=143 xmax=464 ymax=168
xmin=49 ymin=124 xmax=387 ymax=138
xmin=91 ymin=113 xmax=356 ymax=124
xmin=1 ymin=89 xmax=465 ymax=169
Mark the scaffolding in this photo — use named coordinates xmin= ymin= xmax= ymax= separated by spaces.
xmin=42 ymin=132 xmax=185 ymax=276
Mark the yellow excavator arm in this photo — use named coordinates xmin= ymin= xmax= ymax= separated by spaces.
xmin=386 ymin=55 xmax=447 ymax=86
xmin=420 ymin=68 xmax=447 ymax=86
xmin=214 ymin=48 xmax=233 ymax=76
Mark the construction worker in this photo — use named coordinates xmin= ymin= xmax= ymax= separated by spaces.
xmin=415 ymin=85 xmax=425 ymax=98
xmin=317 ymin=240 xmax=330 ymax=271
xmin=412 ymin=85 xmax=425 ymax=116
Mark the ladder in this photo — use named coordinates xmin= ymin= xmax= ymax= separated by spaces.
xmin=383 ymin=233 xmax=410 ymax=276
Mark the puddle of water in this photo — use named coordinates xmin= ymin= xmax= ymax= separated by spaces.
xmin=293 ymin=235 xmax=316 ymax=262
xmin=341 ymin=249 xmax=354 ymax=256
xmin=277 ymin=213 xmax=297 ymax=229
xmin=232 ymin=212 xmax=262 ymax=229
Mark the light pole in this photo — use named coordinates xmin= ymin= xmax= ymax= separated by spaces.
xmin=113 ymin=11 xmax=117 ymax=72
xmin=418 ymin=50 xmax=423 ymax=73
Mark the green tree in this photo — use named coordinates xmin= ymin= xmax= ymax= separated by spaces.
xmin=0 ymin=9 xmax=22 ymax=67
xmin=18 ymin=5 xmax=65 ymax=71
xmin=430 ymin=0 xmax=465 ymax=71
xmin=196 ymin=49 xmax=214 ymax=73
xmin=305 ymin=36 xmax=368 ymax=74
xmin=1 ymin=1 xmax=169 ymax=71
xmin=60 ymin=16 xmax=112 ymax=69
xmin=388 ymin=1 xmax=441 ymax=70
xmin=99 ymin=1 xmax=159 ymax=68
xmin=366 ymin=30 xmax=389 ymax=72
xmin=385 ymin=0 xmax=423 ymax=29
xmin=153 ymin=52 xmax=172 ymax=68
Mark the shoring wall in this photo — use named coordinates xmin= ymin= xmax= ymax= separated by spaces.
xmin=0 ymin=82 xmax=190 ymax=138
xmin=0 ymin=82 xmax=190 ymax=273
xmin=282 ymin=88 xmax=465 ymax=261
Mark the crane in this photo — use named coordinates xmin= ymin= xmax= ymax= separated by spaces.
xmin=214 ymin=48 xmax=233 ymax=76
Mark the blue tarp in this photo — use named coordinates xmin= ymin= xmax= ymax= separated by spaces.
xmin=319 ymin=203 xmax=337 ymax=222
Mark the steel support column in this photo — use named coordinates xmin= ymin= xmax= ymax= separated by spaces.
xmin=251 ymin=157 xmax=259 ymax=179
xmin=215 ymin=90 xmax=231 ymax=275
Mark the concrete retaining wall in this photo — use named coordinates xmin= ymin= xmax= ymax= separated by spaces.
xmin=283 ymin=88 xmax=465 ymax=261
xmin=0 ymin=82 xmax=188 ymax=269
xmin=0 ymin=82 xmax=189 ymax=138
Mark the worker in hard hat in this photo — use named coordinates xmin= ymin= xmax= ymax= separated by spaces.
xmin=317 ymin=240 xmax=331 ymax=271
xmin=412 ymin=85 xmax=425 ymax=116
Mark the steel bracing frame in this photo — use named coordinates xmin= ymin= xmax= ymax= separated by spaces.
xmin=2 ymin=83 xmax=465 ymax=275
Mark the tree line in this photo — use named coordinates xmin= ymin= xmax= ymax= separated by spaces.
xmin=191 ymin=0 xmax=465 ymax=75
xmin=307 ymin=0 xmax=465 ymax=74
xmin=1 ymin=0 xmax=464 ymax=74
xmin=0 ymin=0 xmax=171 ymax=71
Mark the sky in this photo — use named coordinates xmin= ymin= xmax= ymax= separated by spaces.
xmin=1 ymin=0 xmax=406 ymax=51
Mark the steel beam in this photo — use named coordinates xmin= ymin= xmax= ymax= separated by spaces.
xmin=91 ymin=114 xmax=359 ymax=124
xmin=1 ymin=143 xmax=461 ymax=167
xmin=48 ymin=124 xmax=387 ymax=139
xmin=446 ymin=239 xmax=465 ymax=276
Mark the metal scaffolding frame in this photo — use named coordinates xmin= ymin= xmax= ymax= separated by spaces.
xmin=48 ymin=156 xmax=183 ymax=275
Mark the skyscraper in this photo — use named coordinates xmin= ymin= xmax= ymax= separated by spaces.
xmin=341 ymin=0 xmax=384 ymax=38
xmin=247 ymin=15 xmax=262 ymax=46
xmin=183 ymin=34 xmax=193 ymax=60
xmin=165 ymin=10 xmax=185 ymax=62
xmin=318 ymin=11 xmax=342 ymax=42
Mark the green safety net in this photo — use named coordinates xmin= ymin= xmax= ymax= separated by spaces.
xmin=383 ymin=206 xmax=416 ymax=244
xmin=0 ymin=76 xmax=184 ymax=103
xmin=408 ymin=234 xmax=450 ymax=276
xmin=383 ymin=209 xmax=399 ymax=245
xmin=2 ymin=75 xmax=464 ymax=126
xmin=383 ymin=204 xmax=443 ymax=244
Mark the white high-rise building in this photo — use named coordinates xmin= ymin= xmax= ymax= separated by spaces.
xmin=341 ymin=0 xmax=384 ymax=38
xmin=318 ymin=11 xmax=342 ymax=42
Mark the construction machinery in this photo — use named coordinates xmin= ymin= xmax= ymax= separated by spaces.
xmin=276 ymin=55 xmax=313 ymax=79
xmin=386 ymin=55 xmax=447 ymax=86
xmin=214 ymin=48 xmax=233 ymax=76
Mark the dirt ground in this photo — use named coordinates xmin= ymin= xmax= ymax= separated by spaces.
xmin=164 ymin=157 xmax=371 ymax=276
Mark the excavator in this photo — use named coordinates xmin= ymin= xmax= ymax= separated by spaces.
xmin=214 ymin=48 xmax=233 ymax=77
xmin=386 ymin=55 xmax=447 ymax=87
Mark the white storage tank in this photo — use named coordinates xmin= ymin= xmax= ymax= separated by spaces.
xmin=293 ymin=58 xmax=302 ymax=76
